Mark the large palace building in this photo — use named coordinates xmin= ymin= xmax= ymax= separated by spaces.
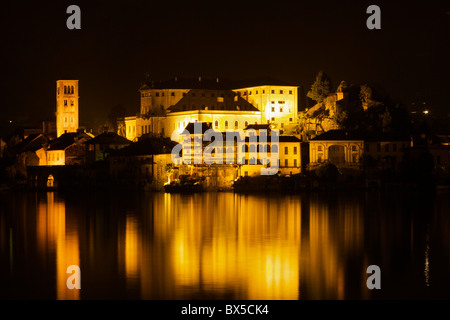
xmin=119 ymin=76 xmax=300 ymax=141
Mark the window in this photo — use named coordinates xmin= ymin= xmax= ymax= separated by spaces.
xmin=64 ymin=100 xmax=67 ymax=106
xmin=377 ymin=143 xmax=381 ymax=152
xmin=272 ymin=144 xmax=278 ymax=153
xmin=249 ymin=91 xmax=252 ymax=95
xmin=192 ymin=92 xmax=196 ymax=97
xmin=352 ymin=145 xmax=357 ymax=152
xmin=171 ymin=92 xmax=175 ymax=96
xmin=289 ymin=90 xmax=293 ymax=94
xmin=285 ymin=146 xmax=288 ymax=155
xmin=294 ymin=159 xmax=297 ymax=167
xmin=385 ymin=144 xmax=389 ymax=152
xmin=256 ymin=90 xmax=258 ymax=94
xmin=162 ymin=92 xmax=164 ymax=96
xmin=393 ymin=143 xmax=397 ymax=152
xmin=215 ymin=120 xmax=219 ymax=128
xmin=271 ymin=117 xmax=275 ymax=121
xmin=235 ymin=121 xmax=238 ymax=128
xmin=289 ymin=118 xmax=293 ymax=122
xmin=155 ymin=92 xmax=159 ymax=97
xmin=211 ymin=93 xmax=215 ymax=97
xmin=278 ymin=101 xmax=285 ymax=104
xmin=280 ymin=107 xmax=283 ymax=112
xmin=272 ymin=107 xmax=275 ymax=112
xmin=280 ymin=123 xmax=284 ymax=128
xmin=280 ymin=90 xmax=283 ymax=94
xmin=262 ymin=90 xmax=265 ymax=94
xmin=294 ymin=146 xmax=297 ymax=154
xmin=64 ymin=86 xmax=67 ymax=94
xmin=71 ymin=86 xmax=74 ymax=94
xmin=271 ymin=101 xmax=275 ymax=104
xmin=271 ymin=90 xmax=274 ymax=94
xmin=70 ymin=100 xmax=74 ymax=106
xmin=225 ymin=121 xmax=228 ymax=129
xmin=318 ymin=146 xmax=323 ymax=152
xmin=244 ymin=121 xmax=248 ymax=128
xmin=285 ymin=159 xmax=289 ymax=167
xmin=183 ymin=92 xmax=187 ymax=97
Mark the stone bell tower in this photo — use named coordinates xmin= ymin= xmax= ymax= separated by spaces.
xmin=56 ymin=80 xmax=79 ymax=137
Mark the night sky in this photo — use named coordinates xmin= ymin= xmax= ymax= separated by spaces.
xmin=1 ymin=0 xmax=449 ymax=132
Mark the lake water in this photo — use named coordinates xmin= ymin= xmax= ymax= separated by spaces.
xmin=1 ymin=189 xmax=449 ymax=300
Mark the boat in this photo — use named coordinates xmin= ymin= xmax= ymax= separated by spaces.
xmin=164 ymin=175 xmax=205 ymax=193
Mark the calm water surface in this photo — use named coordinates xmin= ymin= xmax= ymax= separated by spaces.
xmin=1 ymin=189 xmax=449 ymax=300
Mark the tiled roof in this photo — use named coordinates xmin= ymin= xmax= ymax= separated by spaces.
xmin=110 ymin=137 xmax=177 ymax=156
xmin=84 ymin=132 xmax=131 ymax=145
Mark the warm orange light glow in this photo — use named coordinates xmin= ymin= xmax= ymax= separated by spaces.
xmin=37 ymin=193 xmax=80 ymax=300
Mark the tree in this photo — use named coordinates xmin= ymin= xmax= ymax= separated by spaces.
xmin=307 ymin=71 xmax=332 ymax=104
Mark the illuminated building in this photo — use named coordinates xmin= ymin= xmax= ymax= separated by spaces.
xmin=56 ymin=80 xmax=79 ymax=138
xmin=36 ymin=131 xmax=93 ymax=166
xmin=309 ymin=130 xmax=412 ymax=173
xmin=108 ymin=136 xmax=176 ymax=190
xmin=119 ymin=77 xmax=299 ymax=142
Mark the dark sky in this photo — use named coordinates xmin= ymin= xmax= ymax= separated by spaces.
xmin=1 ymin=0 xmax=449 ymax=131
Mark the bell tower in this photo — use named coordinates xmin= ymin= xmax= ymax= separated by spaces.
xmin=56 ymin=80 xmax=79 ymax=137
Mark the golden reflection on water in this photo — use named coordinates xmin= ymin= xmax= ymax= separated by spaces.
xmin=10 ymin=190 xmax=446 ymax=299
xmin=36 ymin=193 xmax=80 ymax=300
xmin=116 ymin=193 xmax=365 ymax=300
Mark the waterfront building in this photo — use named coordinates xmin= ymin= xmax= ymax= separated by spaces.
xmin=119 ymin=76 xmax=299 ymax=142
